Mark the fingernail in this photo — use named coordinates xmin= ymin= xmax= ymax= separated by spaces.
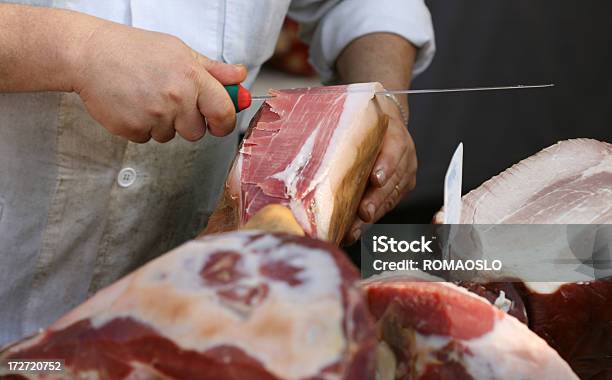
xmin=352 ymin=228 xmax=361 ymax=242
xmin=375 ymin=169 xmax=386 ymax=185
xmin=367 ymin=203 xmax=376 ymax=221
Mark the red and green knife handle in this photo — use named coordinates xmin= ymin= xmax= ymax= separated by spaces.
xmin=224 ymin=84 xmax=252 ymax=113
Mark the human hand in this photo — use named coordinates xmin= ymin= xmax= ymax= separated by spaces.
xmin=72 ymin=21 xmax=247 ymax=143
xmin=343 ymin=101 xmax=417 ymax=245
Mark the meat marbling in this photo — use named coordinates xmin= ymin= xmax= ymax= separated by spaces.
xmin=362 ymin=273 xmax=578 ymax=380
xmin=205 ymin=83 xmax=389 ymax=245
xmin=0 ymin=230 xmax=376 ymax=380
xmin=434 ymin=138 xmax=611 ymax=224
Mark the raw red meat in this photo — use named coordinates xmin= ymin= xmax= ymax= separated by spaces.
xmin=362 ymin=273 xmax=578 ymax=380
xmin=0 ymin=231 xmax=376 ymax=380
xmin=435 ymin=139 xmax=612 ymax=379
xmin=205 ymin=83 xmax=389 ymax=245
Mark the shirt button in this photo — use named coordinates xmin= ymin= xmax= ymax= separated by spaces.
xmin=117 ymin=167 xmax=137 ymax=188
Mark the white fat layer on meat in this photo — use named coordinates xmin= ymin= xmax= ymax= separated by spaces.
xmin=381 ymin=279 xmax=578 ymax=380
xmin=229 ymin=153 xmax=243 ymax=202
xmin=270 ymin=123 xmax=320 ymax=197
xmin=464 ymin=312 xmax=578 ymax=380
xmin=75 ymin=231 xmax=346 ymax=380
xmin=454 ymin=139 xmax=612 ymax=224
xmin=314 ymin=82 xmax=384 ymax=239
xmin=269 ymin=124 xmax=321 ymax=232
xmin=289 ymin=198 xmax=311 ymax=234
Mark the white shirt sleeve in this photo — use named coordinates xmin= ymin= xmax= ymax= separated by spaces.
xmin=289 ymin=0 xmax=435 ymax=82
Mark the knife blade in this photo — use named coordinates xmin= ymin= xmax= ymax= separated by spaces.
xmin=254 ymin=83 xmax=554 ymax=100
xmin=225 ymin=84 xmax=554 ymax=112
xmin=443 ymin=143 xmax=463 ymax=225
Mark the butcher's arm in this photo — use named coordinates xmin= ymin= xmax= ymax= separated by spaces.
xmin=0 ymin=3 xmax=245 ymax=142
xmin=336 ymin=33 xmax=418 ymax=243
xmin=0 ymin=4 xmax=88 ymax=92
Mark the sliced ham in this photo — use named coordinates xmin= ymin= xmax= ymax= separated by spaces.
xmin=205 ymin=83 xmax=389 ymax=245
xmin=362 ymin=273 xmax=578 ymax=380
xmin=434 ymin=138 xmax=612 ymax=379
xmin=0 ymin=230 xmax=376 ymax=380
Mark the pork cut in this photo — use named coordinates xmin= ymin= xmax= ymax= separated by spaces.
xmin=361 ymin=273 xmax=578 ymax=380
xmin=0 ymin=230 xmax=376 ymax=380
xmin=434 ymin=138 xmax=612 ymax=379
xmin=434 ymin=138 xmax=611 ymax=224
xmin=205 ymin=83 xmax=389 ymax=245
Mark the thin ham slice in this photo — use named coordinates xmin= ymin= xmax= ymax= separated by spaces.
xmin=434 ymin=138 xmax=612 ymax=379
xmin=205 ymin=83 xmax=389 ymax=245
xmin=362 ymin=273 xmax=578 ymax=380
xmin=0 ymin=231 xmax=376 ymax=380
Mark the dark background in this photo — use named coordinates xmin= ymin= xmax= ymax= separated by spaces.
xmin=347 ymin=0 xmax=612 ymax=257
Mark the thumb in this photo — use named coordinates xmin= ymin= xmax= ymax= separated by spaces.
xmin=192 ymin=51 xmax=247 ymax=84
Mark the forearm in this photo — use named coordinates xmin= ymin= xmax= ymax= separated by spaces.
xmin=336 ymin=32 xmax=416 ymax=111
xmin=0 ymin=4 xmax=102 ymax=92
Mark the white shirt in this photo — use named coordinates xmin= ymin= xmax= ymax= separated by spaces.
xmin=0 ymin=0 xmax=434 ymax=345
xmin=52 ymin=0 xmax=435 ymax=81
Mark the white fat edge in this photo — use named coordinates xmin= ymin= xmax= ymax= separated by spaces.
xmin=268 ymin=124 xmax=321 ymax=234
xmin=269 ymin=122 xmax=321 ymax=198
xmin=465 ymin=142 xmax=601 ymax=224
xmin=50 ymin=274 xmax=133 ymax=331
xmin=464 ymin=311 xmax=578 ymax=380
xmin=91 ymin=231 xmax=347 ymax=380
xmin=313 ymin=83 xmax=382 ymax=240
xmin=289 ymin=198 xmax=313 ymax=235
xmin=522 ymin=281 xmax=568 ymax=294
xmin=228 ymin=152 xmax=243 ymax=200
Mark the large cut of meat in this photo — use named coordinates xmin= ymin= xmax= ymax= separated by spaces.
xmin=434 ymin=138 xmax=611 ymax=224
xmin=362 ymin=273 xmax=578 ymax=380
xmin=434 ymin=138 xmax=612 ymax=379
xmin=0 ymin=230 xmax=376 ymax=380
xmin=205 ymin=83 xmax=389 ymax=245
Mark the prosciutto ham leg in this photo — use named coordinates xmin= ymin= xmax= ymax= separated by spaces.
xmin=205 ymin=83 xmax=389 ymax=245
xmin=435 ymin=139 xmax=612 ymax=379
xmin=0 ymin=207 xmax=376 ymax=380
xmin=362 ymin=274 xmax=578 ymax=380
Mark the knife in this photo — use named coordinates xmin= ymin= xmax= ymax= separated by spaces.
xmin=443 ymin=142 xmax=463 ymax=225
xmin=224 ymin=84 xmax=554 ymax=112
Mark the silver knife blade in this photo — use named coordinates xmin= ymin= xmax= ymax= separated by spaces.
xmin=443 ymin=143 xmax=463 ymax=225
xmin=251 ymin=83 xmax=554 ymax=100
